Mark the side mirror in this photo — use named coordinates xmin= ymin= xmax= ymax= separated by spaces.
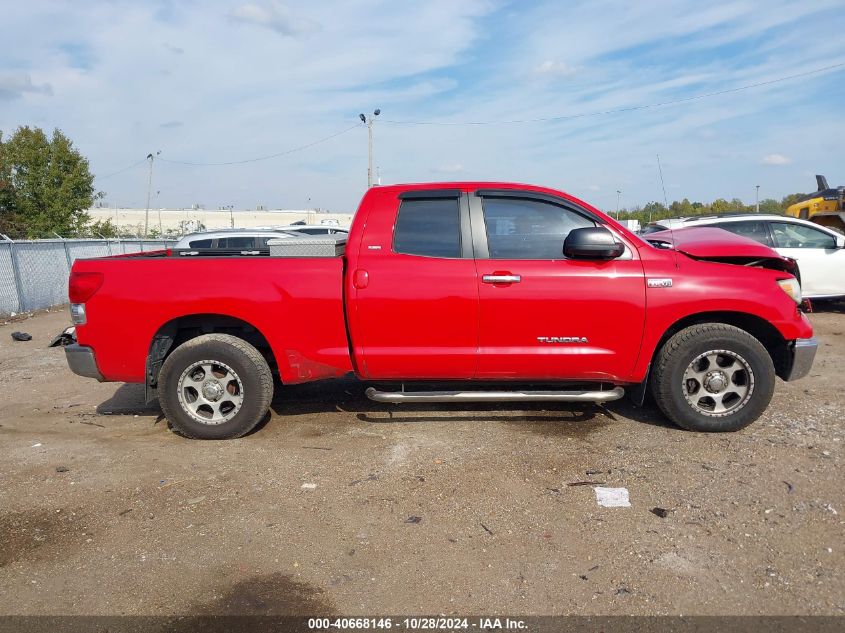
xmin=564 ymin=227 xmax=625 ymax=259
xmin=835 ymin=235 xmax=845 ymax=249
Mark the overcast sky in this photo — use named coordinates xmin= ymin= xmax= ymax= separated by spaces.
xmin=2 ymin=0 xmax=844 ymax=212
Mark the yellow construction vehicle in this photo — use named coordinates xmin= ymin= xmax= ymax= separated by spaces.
xmin=785 ymin=175 xmax=845 ymax=233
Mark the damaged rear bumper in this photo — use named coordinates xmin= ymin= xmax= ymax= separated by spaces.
xmin=784 ymin=337 xmax=818 ymax=382
xmin=65 ymin=344 xmax=105 ymax=382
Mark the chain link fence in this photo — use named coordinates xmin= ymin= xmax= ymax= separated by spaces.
xmin=0 ymin=239 xmax=175 ymax=315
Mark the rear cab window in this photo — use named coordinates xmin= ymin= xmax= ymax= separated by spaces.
xmin=393 ymin=198 xmax=462 ymax=258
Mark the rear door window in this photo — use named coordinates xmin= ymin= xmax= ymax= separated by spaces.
xmin=188 ymin=239 xmax=213 ymax=248
xmin=712 ymin=221 xmax=772 ymax=246
xmin=393 ymin=198 xmax=461 ymax=258
xmin=481 ymin=197 xmax=595 ymax=259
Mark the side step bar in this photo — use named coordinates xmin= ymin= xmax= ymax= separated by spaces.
xmin=365 ymin=386 xmax=625 ymax=404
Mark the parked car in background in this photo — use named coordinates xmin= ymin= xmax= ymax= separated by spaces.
xmin=641 ymin=214 xmax=845 ymax=298
xmin=173 ymin=226 xmax=349 ymax=250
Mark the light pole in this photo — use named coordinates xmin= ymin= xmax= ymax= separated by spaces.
xmin=616 ymin=190 xmax=622 ymax=219
xmin=755 ymin=185 xmax=760 ymax=213
xmin=227 ymin=205 xmax=234 ymax=228
xmin=144 ymin=151 xmax=161 ymax=237
xmin=359 ymin=109 xmax=381 ymax=188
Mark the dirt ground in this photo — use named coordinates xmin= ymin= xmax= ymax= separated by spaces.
xmin=1 ymin=305 xmax=843 ymax=617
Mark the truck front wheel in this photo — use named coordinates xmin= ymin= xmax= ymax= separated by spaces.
xmin=158 ymin=334 xmax=274 ymax=439
xmin=650 ymin=324 xmax=775 ymax=432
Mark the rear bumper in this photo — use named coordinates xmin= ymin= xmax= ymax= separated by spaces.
xmin=65 ymin=344 xmax=105 ymax=382
xmin=784 ymin=337 xmax=818 ymax=381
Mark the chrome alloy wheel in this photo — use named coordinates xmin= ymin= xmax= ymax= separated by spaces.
xmin=682 ymin=349 xmax=754 ymax=417
xmin=176 ymin=360 xmax=245 ymax=425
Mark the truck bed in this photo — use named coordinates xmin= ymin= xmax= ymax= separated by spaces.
xmin=72 ymin=255 xmax=353 ymax=383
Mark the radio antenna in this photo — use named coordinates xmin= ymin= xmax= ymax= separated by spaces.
xmin=656 ymin=153 xmax=679 ymax=269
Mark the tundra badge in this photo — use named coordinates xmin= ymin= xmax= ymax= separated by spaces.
xmin=647 ymin=278 xmax=673 ymax=288
xmin=537 ymin=336 xmax=588 ymax=344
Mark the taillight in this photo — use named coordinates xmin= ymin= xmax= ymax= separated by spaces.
xmin=68 ymin=271 xmax=104 ymax=303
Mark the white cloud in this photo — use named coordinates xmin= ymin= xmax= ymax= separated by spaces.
xmin=432 ymin=163 xmax=465 ymax=174
xmin=532 ymin=60 xmax=578 ymax=77
xmin=229 ymin=2 xmax=319 ymax=37
xmin=0 ymin=73 xmax=52 ymax=100
xmin=762 ymin=153 xmax=791 ymax=165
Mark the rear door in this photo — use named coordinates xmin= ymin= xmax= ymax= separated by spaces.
xmin=471 ymin=190 xmax=646 ymax=381
xmin=350 ymin=189 xmax=479 ymax=379
xmin=768 ymin=221 xmax=845 ymax=297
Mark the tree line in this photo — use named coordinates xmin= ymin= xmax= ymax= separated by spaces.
xmin=615 ymin=195 xmax=802 ymax=226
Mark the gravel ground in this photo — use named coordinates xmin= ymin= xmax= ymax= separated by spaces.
xmin=0 ymin=305 xmax=843 ymax=616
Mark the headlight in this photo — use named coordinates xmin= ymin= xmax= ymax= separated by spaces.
xmin=777 ymin=278 xmax=802 ymax=305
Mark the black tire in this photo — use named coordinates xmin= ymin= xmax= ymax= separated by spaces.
xmin=650 ymin=324 xmax=775 ymax=432
xmin=158 ymin=334 xmax=273 ymax=439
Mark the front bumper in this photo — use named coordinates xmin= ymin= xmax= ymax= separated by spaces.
xmin=784 ymin=337 xmax=818 ymax=381
xmin=65 ymin=344 xmax=105 ymax=382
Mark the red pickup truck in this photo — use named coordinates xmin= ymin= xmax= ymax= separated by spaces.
xmin=65 ymin=182 xmax=817 ymax=439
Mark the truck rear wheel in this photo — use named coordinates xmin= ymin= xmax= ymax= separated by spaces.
xmin=158 ymin=334 xmax=273 ymax=439
xmin=650 ymin=324 xmax=775 ymax=432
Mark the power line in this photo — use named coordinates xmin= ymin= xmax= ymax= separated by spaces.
xmin=97 ymin=158 xmax=148 ymax=180
xmin=158 ymin=123 xmax=362 ymax=166
xmin=382 ymin=61 xmax=845 ymax=126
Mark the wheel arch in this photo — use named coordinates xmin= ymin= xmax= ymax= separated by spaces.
xmin=146 ymin=313 xmax=276 ymax=397
xmin=652 ymin=311 xmax=790 ymax=380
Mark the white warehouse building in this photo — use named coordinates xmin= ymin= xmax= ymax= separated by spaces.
xmin=87 ymin=207 xmax=355 ymax=235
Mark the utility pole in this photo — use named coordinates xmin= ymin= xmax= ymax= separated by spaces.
xmin=228 ymin=205 xmax=234 ymax=228
xmin=144 ymin=151 xmax=161 ymax=237
xmin=755 ymin=185 xmax=760 ymax=213
xmin=359 ymin=109 xmax=381 ymax=188
xmin=616 ymin=190 xmax=622 ymax=219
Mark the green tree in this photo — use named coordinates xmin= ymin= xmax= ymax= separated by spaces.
xmin=0 ymin=126 xmax=101 ymax=238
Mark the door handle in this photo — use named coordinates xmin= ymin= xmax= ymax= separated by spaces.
xmin=482 ymin=274 xmax=521 ymax=284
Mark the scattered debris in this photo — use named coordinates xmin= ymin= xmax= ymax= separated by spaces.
xmin=579 ymin=575 xmax=588 ymax=581
xmin=48 ymin=326 xmax=76 ymax=347
xmin=31 ymin=443 xmax=42 ymax=448
xmin=118 ymin=509 xmax=133 ymax=516
xmin=55 ymin=466 xmax=69 ymax=473
xmin=823 ymin=504 xmax=838 ymax=515
xmin=480 ymin=522 xmax=494 ymax=535
xmin=301 ymin=483 xmax=317 ymax=490
xmin=404 ymin=516 xmax=422 ymax=524
xmin=650 ymin=507 xmax=670 ymax=518
xmin=585 ymin=468 xmax=604 ymax=475
xmin=783 ymin=481 xmax=794 ymax=494
xmin=567 ymin=480 xmax=606 ymax=487
xmin=594 ymin=487 xmax=631 ymax=508
xmin=301 ymin=446 xmax=332 ymax=451
xmin=349 ymin=474 xmax=379 ymax=486
xmin=11 ymin=331 xmax=32 ymax=342
xmin=615 ymin=585 xmax=632 ymax=596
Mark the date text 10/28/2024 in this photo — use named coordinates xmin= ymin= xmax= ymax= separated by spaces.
xmin=308 ymin=617 xmax=528 ymax=630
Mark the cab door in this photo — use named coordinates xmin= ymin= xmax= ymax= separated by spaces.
xmin=471 ymin=190 xmax=646 ymax=381
xmin=350 ymin=188 xmax=479 ymax=379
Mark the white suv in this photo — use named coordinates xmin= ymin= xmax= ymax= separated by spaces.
xmin=644 ymin=215 xmax=845 ymax=298
xmin=173 ymin=226 xmax=348 ymax=251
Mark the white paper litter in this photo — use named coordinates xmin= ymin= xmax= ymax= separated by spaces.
xmin=301 ymin=483 xmax=317 ymax=490
xmin=594 ymin=487 xmax=631 ymax=508
xmin=31 ymin=443 xmax=42 ymax=448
